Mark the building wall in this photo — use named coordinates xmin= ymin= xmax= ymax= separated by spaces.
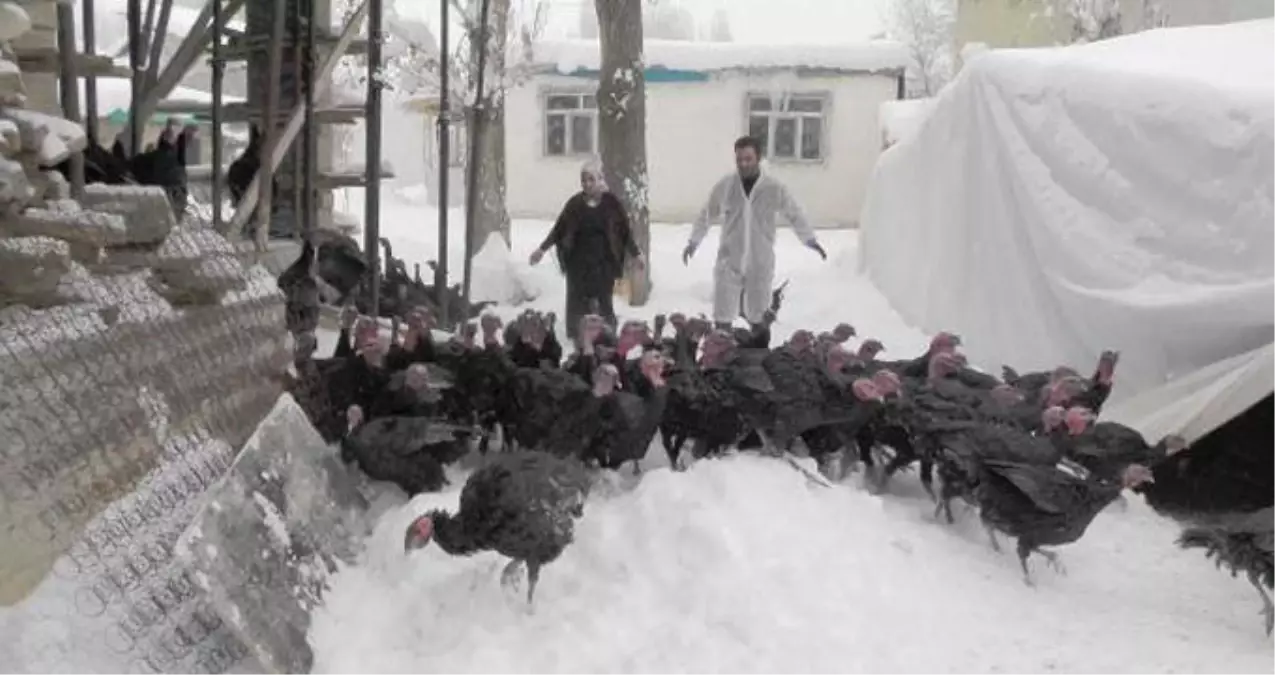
xmin=504 ymin=70 xmax=899 ymax=228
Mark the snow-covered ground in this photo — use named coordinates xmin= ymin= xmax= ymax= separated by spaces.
xmin=305 ymin=207 xmax=1274 ymax=673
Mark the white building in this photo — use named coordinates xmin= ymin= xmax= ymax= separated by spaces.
xmin=504 ymin=39 xmax=909 ymax=228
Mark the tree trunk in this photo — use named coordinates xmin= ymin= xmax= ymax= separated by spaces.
xmin=594 ymin=0 xmax=651 ymax=306
xmin=470 ymin=0 xmax=512 ymax=249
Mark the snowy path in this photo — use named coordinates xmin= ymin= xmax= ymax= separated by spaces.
xmin=310 ymin=455 xmax=1270 ymax=673
xmin=307 ymin=218 xmax=1273 ymax=673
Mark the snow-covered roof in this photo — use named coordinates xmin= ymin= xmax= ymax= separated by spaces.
xmin=534 ymin=39 xmax=910 ymax=76
xmin=879 ymin=98 xmax=936 ymax=147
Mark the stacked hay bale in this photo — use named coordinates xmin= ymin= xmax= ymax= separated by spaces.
xmin=0 ymin=3 xmax=287 ymax=671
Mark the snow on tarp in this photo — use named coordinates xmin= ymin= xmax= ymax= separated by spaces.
xmin=859 ymin=19 xmax=1275 ymax=406
xmin=536 ymin=38 xmax=910 ymax=75
xmin=879 ymin=98 xmax=936 ymax=147
xmin=1101 ymin=341 xmax=1273 ymax=446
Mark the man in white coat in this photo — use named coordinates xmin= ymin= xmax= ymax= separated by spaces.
xmin=682 ymin=135 xmax=827 ymax=330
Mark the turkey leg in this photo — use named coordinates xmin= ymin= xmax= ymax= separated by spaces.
xmin=500 ymin=559 xmax=525 ymax=594
xmin=1038 ymin=549 xmax=1067 ymax=576
xmin=1248 ymin=569 xmax=1274 ymax=636
xmin=526 ymin=561 xmax=542 ymax=606
xmin=1017 ymin=540 xmax=1036 ymax=587
xmin=983 ymin=522 xmax=1003 ymax=553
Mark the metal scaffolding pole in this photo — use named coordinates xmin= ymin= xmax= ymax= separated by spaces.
xmin=55 ymin=2 xmax=84 ymax=198
xmin=81 ymin=0 xmax=98 ymax=146
xmin=257 ymin=0 xmax=289 ymax=251
xmin=461 ymin=0 xmax=493 ymax=308
xmin=364 ymin=0 xmax=384 ymax=318
xmin=436 ymin=0 xmax=451 ymax=327
xmin=290 ymin=0 xmax=303 ymax=238
xmin=303 ymin=0 xmax=317 ymax=240
xmin=210 ymin=0 xmax=225 ymax=232
xmin=127 ymin=0 xmax=143 ymax=156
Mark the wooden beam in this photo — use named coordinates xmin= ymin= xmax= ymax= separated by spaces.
xmin=256 ymin=0 xmax=289 ymax=251
xmin=82 ymin=0 xmax=99 ymax=146
xmin=55 ymin=2 xmax=85 ymax=198
xmin=154 ymin=101 xmax=369 ymax=125
xmin=217 ymin=34 xmax=370 ymax=62
xmin=143 ymin=0 xmax=175 ymax=92
xmin=140 ymin=0 xmax=158 ymax=63
xmin=223 ymin=0 xmax=372 ymax=236
xmin=14 ymin=51 xmax=127 ymax=77
xmin=133 ymin=0 xmax=247 ymax=128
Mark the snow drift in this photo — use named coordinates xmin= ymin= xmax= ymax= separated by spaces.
xmin=309 ymin=454 xmax=1273 ymax=673
xmin=859 ymin=20 xmax=1275 ymax=421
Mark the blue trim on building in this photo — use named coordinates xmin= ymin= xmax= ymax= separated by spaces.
xmin=564 ymin=66 xmax=710 ymax=83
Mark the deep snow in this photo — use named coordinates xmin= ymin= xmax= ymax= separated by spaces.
xmin=306 ymin=211 xmax=1273 ymax=673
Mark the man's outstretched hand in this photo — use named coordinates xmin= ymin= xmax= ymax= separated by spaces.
xmin=682 ymin=243 xmax=697 ymax=266
xmin=806 ymin=240 xmax=827 ymax=261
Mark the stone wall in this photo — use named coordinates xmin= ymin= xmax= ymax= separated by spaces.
xmin=1 ymin=4 xmax=290 ymax=672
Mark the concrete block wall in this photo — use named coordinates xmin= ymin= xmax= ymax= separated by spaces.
xmin=2 ymin=6 xmax=290 ymax=671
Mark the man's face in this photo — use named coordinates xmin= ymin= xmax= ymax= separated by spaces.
xmin=735 ymin=146 xmax=760 ymax=177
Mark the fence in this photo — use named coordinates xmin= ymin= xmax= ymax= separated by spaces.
xmin=0 ymin=179 xmax=290 ymax=673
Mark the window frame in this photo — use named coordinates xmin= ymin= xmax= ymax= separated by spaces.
xmin=540 ymin=89 xmax=600 ymax=159
xmin=743 ymin=92 xmax=831 ymax=164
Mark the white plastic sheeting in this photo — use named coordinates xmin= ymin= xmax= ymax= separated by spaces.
xmin=1101 ymin=341 xmax=1272 ymax=444
xmin=859 ymin=20 xmax=1275 ymax=419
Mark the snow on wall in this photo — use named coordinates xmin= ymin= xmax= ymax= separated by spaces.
xmin=859 ymin=19 xmax=1275 ymax=402
xmin=536 ymin=38 xmax=911 ymax=75
xmin=505 ymin=71 xmax=899 ymax=227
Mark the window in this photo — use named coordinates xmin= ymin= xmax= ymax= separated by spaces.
xmin=746 ymin=94 xmax=827 ymax=161
xmin=437 ymin=122 xmax=466 ymax=168
xmin=544 ymin=92 xmax=598 ymax=157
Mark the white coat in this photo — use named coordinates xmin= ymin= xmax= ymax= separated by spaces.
xmin=688 ymin=171 xmax=817 ymax=324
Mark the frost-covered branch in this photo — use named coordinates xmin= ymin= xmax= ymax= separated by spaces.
xmin=1035 ymin=0 xmax=1125 ymax=43
xmin=884 ymin=0 xmax=955 ymax=97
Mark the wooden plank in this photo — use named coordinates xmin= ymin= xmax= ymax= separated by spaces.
xmin=223 ymin=0 xmax=371 ymax=236
xmin=257 ymin=0 xmax=290 ymax=252
xmin=14 ymin=52 xmax=128 ymax=77
xmin=153 ymin=101 xmax=368 ymax=126
xmin=143 ymin=0 xmax=175 ymax=92
xmin=133 ymin=0 xmax=247 ymax=128
xmin=217 ymin=35 xmax=369 ymax=61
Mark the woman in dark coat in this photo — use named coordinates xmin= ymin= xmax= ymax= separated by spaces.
xmin=529 ymin=161 xmax=644 ymax=340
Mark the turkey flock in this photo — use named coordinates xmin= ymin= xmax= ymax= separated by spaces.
xmin=50 ymin=117 xmax=197 ymax=217
xmin=282 ymin=274 xmax=1272 ymax=633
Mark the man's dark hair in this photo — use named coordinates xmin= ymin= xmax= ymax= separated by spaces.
xmin=734 ymin=135 xmax=762 ymax=156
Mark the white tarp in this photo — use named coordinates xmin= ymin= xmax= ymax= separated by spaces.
xmin=1101 ymin=341 xmax=1272 ymax=444
xmin=859 ymin=20 xmax=1275 ymax=428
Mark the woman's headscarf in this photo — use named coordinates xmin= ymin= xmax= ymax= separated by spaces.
xmin=580 ymin=158 xmax=608 ymax=194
